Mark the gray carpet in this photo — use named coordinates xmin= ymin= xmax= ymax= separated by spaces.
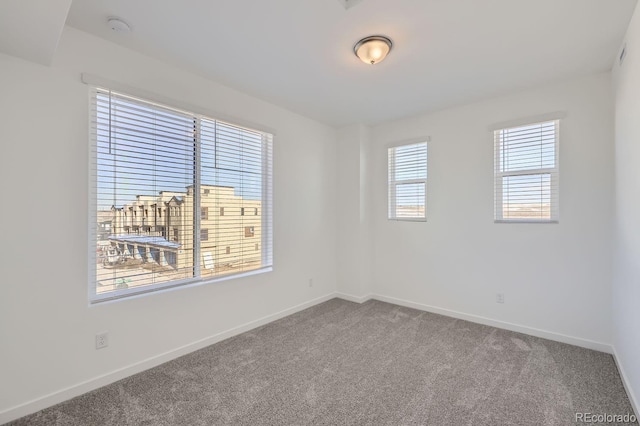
xmin=8 ymin=299 xmax=637 ymax=425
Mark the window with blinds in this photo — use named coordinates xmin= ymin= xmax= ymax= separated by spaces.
xmin=388 ymin=142 xmax=427 ymax=221
xmin=90 ymin=88 xmax=273 ymax=302
xmin=494 ymin=120 xmax=559 ymax=222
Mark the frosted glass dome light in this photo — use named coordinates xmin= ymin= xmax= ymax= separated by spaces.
xmin=354 ymin=36 xmax=393 ymax=65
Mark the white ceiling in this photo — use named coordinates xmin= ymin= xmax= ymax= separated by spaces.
xmin=0 ymin=0 xmax=71 ymax=66
xmin=63 ymin=1 xmax=638 ymax=126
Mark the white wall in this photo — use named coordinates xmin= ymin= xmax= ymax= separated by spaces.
xmin=0 ymin=26 xmax=338 ymax=420
xmin=336 ymin=124 xmax=373 ymax=299
xmin=612 ymin=3 xmax=640 ymax=414
xmin=369 ymin=73 xmax=614 ymax=348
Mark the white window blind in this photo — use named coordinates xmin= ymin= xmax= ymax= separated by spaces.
xmin=388 ymin=142 xmax=427 ymax=221
xmin=90 ymin=88 xmax=273 ymax=302
xmin=494 ymin=120 xmax=559 ymax=222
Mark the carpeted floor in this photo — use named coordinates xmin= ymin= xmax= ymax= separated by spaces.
xmin=9 ymin=299 xmax=637 ymax=425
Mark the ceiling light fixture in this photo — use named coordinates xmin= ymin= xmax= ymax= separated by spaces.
xmin=354 ymin=35 xmax=393 ymax=65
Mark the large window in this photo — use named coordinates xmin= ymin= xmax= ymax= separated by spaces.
xmin=388 ymin=142 xmax=428 ymax=221
xmin=494 ymin=120 xmax=559 ymax=222
xmin=90 ymin=87 xmax=273 ymax=302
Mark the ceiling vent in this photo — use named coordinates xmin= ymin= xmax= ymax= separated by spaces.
xmin=338 ymin=0 xmax=365 ymax=10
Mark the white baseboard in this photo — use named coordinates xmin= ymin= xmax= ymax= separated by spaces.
xmin=612 ymin=346 xmax=640 ymax=419
xmin=0 ymin=293 xmax=337 ymax=424
xmin=371 ymin=294 xmax=613 ymax=354
xmin=334 ymin=292 xmax=373 ymax=304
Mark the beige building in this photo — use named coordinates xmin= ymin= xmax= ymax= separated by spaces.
xmin=105 ymin=184 xmax=262 ymax=276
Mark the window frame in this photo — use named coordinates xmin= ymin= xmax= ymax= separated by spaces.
xmin=493 ymin=119 xmax=560 ymax=223
xmin=87 ymin=82 xmax=274 ymax=304
xmin=387 ymin=139 xmax=428 ymax=222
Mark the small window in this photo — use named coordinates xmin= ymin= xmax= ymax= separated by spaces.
xmin=241 ymin=207 xmax=245 ymax=216
xmin=200 ymin=228 xmax=208 ymax=241
xmin=225 ymin=246 xmax=231 ymax=255
xmin=201 ymin=207 xmax=208 ymax=221
xmin=204 ymin=188 xmax=210 ymax=196
xmin=388 ymin=142 xmax=427 ymax=221
xmin=220 ymin=207 xmax=225 ymax=216
xmin=173 ymin=228 xmax=179 ymax=242
xmin=494 ymin=120 xmax=559 ymax=222
xmin=245 ymin=226 xmax=255 ymax=237
xmin=255 ymin=243 xmax=259 ymax=251
xmin=254 ymin=208 xmax=258 ymax=216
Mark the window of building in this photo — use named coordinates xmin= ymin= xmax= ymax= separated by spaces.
xmin=89 ymin=86 xmax=274 ymax=302
xmin=241 ymin=207 xmax=245 ymax=216
xmin=494 ymin=120 xmax=559 ymax=222
xmin=255 ymin=243 xmax=259 ymax=251
xmin=220 ymin=207 xmax=225 ymax=216
xmin=204 ymin=188 xmax=210 ymax=196
xmin=245 ymin=226 xmax=255 ymax=237
xmin=388 ymin=141 xmax=427 ymax=221
xmin=254 ymin=208 xmax=258 ymax=216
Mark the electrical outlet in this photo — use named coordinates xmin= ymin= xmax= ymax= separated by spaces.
xmin=96 ymin=332 xmax=109 ymax=349
xmin=496 ymin=293 xmax=505 ymax=304
xmin=308 ymin=278 xmax=313 ymax=287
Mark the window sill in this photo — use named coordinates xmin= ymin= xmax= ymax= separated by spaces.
xmin=89 ymin=266 xmax=273 ymax=305
xmin=494 ymin=219 xmax=559 ymax=224
xmin=388 ymin=217 xmax=427 ymax=222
